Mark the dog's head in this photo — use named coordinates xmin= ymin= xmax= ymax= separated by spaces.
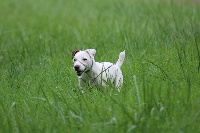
xmin=72 ymin=49 xmax=96 ymax=76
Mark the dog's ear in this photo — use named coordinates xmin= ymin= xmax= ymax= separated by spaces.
xmin=72 ymin=50 xmax=80 ymax=57
xmin=85 ymin=49 xmax=96 ymax=58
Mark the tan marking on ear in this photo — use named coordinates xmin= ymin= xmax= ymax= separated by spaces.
xmin=72 ymin=50 xmax=80 ymax=57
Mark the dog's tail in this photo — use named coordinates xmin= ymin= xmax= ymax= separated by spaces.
xmin=116 ymin=50 xmax=125 ymax=68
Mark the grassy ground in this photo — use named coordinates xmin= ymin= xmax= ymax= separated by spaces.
xmin=0 ymin=0 xmax=200 ymax=132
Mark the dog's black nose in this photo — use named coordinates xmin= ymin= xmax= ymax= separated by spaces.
xmin=74 ymin=65 xmax=80 ymax=71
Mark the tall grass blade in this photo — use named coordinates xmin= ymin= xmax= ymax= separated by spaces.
xmin=133 ymin=75 xmax=141 ymax=112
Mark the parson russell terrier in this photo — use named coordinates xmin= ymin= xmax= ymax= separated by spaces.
xmin=72 ymin=49 xmax=125 ymax=91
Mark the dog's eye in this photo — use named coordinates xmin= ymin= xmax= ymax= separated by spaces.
xmin=83 ymin=58 xmax=87 ymax=61
xmin=73 ymin=58 xmax=77 ymax=62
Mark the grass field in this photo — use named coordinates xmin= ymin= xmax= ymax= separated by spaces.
xmin=0 ymin=0 xmax=200 ymax=132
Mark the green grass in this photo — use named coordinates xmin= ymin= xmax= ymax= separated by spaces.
xmin=0 ymin=0 xmax=200 ymax=132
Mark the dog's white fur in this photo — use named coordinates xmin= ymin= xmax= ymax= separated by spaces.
xmin=72 ymin=49 xmax=125 ymax=91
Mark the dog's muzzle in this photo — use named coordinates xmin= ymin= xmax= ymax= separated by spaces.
xmin=74 ymin=65 xmax=86 ymax=76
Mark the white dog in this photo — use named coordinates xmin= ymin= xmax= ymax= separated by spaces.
xmin=72 ymin=49 xmax=125 ymax=91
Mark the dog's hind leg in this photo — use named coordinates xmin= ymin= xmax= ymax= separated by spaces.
xmin=115 ymin=75 xmax=123 ymax=92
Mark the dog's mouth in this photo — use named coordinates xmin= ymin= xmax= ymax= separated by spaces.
xmin=76 ymin=70 xmax=84 ymax=76
xmin=75 ymin=68 xmax=87 ymax=76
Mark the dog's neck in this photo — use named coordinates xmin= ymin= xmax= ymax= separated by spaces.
xmin=84 ymin=60 xmax=99 ymax=76
xmin=85 ymin=60 xmax=94 ymax=73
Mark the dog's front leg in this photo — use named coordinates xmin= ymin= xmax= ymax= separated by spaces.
xmin=78 ymin=77 xmax=84 ymax=93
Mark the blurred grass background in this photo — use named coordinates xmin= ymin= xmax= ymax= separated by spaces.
xmin=0 ymin=0 xmax=200 ymax=132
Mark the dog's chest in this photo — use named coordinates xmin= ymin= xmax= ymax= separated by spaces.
xmin=81 ymin=72 xmax=100 ymax=87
